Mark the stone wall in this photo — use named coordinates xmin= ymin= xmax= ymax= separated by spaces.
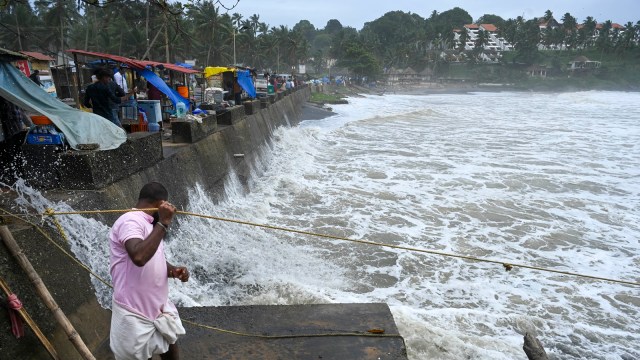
xmin=0 ymin=85 xmax=310 ymax=359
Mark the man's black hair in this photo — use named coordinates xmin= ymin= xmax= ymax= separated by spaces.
xmin=138 ymin=182 xmax=169 ymax=202
xmin=96 ymin=68 xmax=113 ymax=80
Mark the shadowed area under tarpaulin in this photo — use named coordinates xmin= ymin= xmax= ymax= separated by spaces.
xmin=94 ymin=303 xmax=407 ymax=359
xmin=0 ymin=61 xmax=126 ymax=151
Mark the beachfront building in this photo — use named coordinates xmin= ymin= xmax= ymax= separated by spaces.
xmin=568 ymin=55 xmax=601 ymax=72
xmin=384 ymin=67 xmax=420 ymax=86
xmin=453 ymin=24 xmax=513 ymax=52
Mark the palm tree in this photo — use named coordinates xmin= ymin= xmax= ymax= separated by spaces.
xmin=561 ymin=13 xmax=578 ymax=50
xmin=0 ymin=2 xmax=39 ymax=51
xmin=595 ymin=20 xmax=613 ymax=52
xmin=622 ymin=21 xmax=640 ymax=50
xmin=474 ymin=29 xmax=488 ymax=51
xmin=188 ymin=1 xmax=226 ymax=66
xmin=579 ymin=17 xmax=597 ymax=48
xmin=458 ymin=28 xmax=469 ymax=50
xmin=34 ymin=0 xmax=79 ymax=58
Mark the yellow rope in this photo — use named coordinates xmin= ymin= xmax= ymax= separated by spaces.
xmin=0 ymin=208 xmax=112 ymax=289
xmin=40 ymin=208 xmax=640 ymax=287
xmin=45 ymin=208 xmax=69 ymax=244
xmin=181 ymin=319 xmax=402 ymax=339
xmin=1 ymin=207 xmax=402 ymax=339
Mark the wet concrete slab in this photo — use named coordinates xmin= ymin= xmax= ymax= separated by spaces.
xmin=176 ymin=303 xmax=407 ymax=360
xmin=94 ymin=303 xmax=407 ymax=359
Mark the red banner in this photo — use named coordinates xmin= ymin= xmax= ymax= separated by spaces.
xmin=15 ymin=60 xmax=31 ymax=76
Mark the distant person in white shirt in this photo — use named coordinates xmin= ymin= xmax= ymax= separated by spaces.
xmin=113 ymin=67 xmax=129 ymax=94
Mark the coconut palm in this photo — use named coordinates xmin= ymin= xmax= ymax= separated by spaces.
xmin=458 ymin=27 xmax=469 ymax=50
xmin=188 ymin=1 xmax=228 ymax=66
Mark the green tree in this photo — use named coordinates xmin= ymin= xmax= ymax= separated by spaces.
xmin=188 ymin=1 xmax=228 ymax=66
xmin=0 ymin=2 xmax=39 ymax=51
xmin=336 ymin=39 xmax=380 ymax=79
xmin=579 ymin=16 xmax=597 ymax=48
xmin=474 ymin=29 xmax=488 ymax=51
xmin=458 ymin=27 xmax=469 ymax=50
xmin=476 ymin=14 xmax=504 ymax=27
xmin=324 ymin=19 xmax=343 ymax=35
xmin=595 ymin=20 xmax=613 ymax=52
xmin=561 ymin=13 xmax=578 ymax=49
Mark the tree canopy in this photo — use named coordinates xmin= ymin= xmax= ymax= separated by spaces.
xmin=0 ymin=1 xmax=637 ymax=80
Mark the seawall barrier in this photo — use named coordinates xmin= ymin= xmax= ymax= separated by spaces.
xmin=0 ymin=85 xmax=311 ymax=359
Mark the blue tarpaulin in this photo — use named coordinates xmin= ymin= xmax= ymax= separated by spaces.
xmin=236 ymin=70 xmax=256 ymax=98
xmin=135 ymin=68 xmax=190 ymax=110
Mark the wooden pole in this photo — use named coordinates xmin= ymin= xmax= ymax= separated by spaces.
xmin=0 ymin=226 xmax=96 ymax=360
xmin=0 ymin=277 xmax=59 ymax=360
xmin=72 ymin=52 xmax=83 ymax=107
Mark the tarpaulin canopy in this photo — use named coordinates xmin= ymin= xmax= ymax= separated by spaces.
xmin=204 ymin=67 xmax=256 ymax=98
xmin=0 ymin=61 xmax=126 ymax=151
xmin=204 ymin=66 xmax=235 ymax=78
xmin=236 ymin=70 xmax=256 ymax=98
xmin=135 ymin=68 xmax=189 ymax=109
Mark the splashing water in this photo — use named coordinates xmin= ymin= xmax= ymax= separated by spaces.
xmin=10 ymin=91 xmax=640 ymax=359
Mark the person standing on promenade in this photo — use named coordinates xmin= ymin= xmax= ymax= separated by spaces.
xmin=83 ymin=68 xmax=122 ymax=125
xmin=107 ymin=73 xmax=126 ymax=127
xmin=29 ymin=69 xmax=43 ymax=86
xmin=109 ymin=182 xmax=189 ymax=360
xmin=113 ymin=67 xmax=129 ymax=94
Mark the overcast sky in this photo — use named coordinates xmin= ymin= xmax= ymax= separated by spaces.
xmin=215 ymin=0 xmax=638 ymax=30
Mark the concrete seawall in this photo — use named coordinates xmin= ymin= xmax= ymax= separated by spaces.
xmin=0 ymin=87 xmax=312 ymax=359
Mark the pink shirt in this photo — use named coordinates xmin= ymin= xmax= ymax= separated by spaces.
xmin=109 ymin=210 xmax=170 ymax=320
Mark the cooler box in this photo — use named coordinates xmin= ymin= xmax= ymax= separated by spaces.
xmin=121 ymin=100 xmax=138 ymax=121
xmin=137 ymin=100 xmax=162 ymax=124
xmin=26 ymin=128 xmax=65 ymax=145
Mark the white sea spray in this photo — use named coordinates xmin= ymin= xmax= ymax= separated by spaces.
xmin=11 ymin=90 xmax=640 ymax=359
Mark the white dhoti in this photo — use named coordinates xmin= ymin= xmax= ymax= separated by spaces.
xmin=110 ymin=300 xmax=186 ymax=360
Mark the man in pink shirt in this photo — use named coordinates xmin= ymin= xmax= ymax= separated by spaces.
xmin=109 ymin=182 xmax=189 ymax=360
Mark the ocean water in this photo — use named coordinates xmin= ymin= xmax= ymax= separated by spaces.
xmin=13 ymin=90 xmax=640 ymax=359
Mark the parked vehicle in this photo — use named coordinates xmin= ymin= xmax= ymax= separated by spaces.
xmin=255 ymin=78 xmax=268 ymax=92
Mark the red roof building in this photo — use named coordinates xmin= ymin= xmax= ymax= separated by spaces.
xmin=19 ymin=51 xmax=55 ymax=61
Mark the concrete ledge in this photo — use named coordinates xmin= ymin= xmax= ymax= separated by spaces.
xmin=20 ymin=144 xmax=61 ymax=189
xmin=216 ymin=105 xmax=246 ymax=126
xmin=57 ymin=132 xmax=163 ymax=190
xmin=94 ymin=303 xmax=408 ymax=359
xmin=19 ymin=132 xmax=163 ymax=190
xmin=243 ymin=100 xmax=259 ymax=115
xmin=171 ymin=114 xmax=218 ymax=143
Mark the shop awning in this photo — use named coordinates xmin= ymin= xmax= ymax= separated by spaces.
xmin=204 ymin=66 xmax=235 ymax=78
xmin=67 ymin=49 xmax=143 ymax=69
xmin=67 ymin=49 xmax=194 ymax=108
xmin=138 ymin=60 xmax=200 ymax=74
